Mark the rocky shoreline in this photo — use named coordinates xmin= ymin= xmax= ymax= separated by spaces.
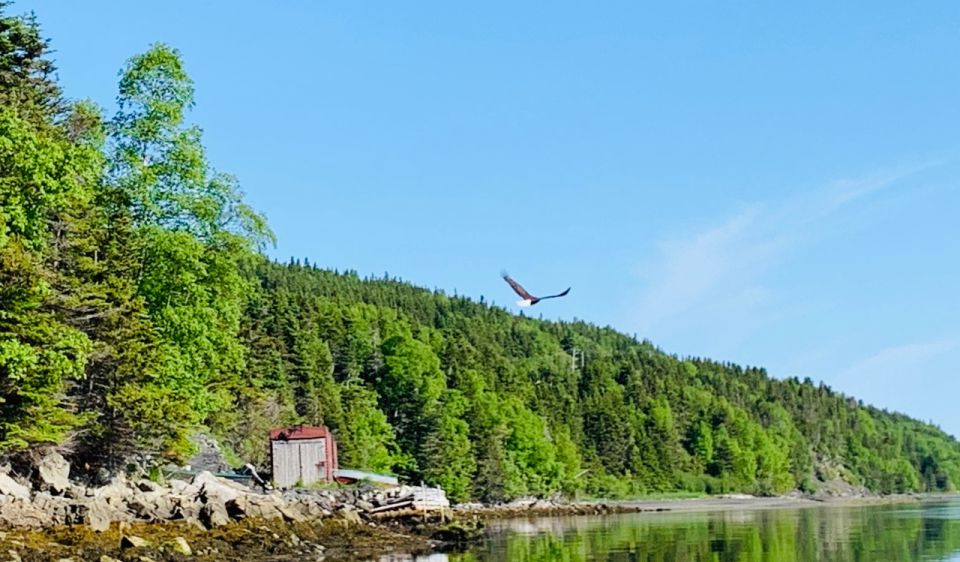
xmin=0 ymin=452 xmax=949 ymax=561
xmin=0 ymin=452 xmax=650 ymax=561
xmin=0 ymin=452 xmax=446 ymax=561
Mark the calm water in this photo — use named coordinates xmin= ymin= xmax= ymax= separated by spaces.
xmin=379 ymin=498 xmax=960 ymax=562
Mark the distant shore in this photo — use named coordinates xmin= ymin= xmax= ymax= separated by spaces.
xmin=608 ymin=492 xmax=960 ymax=513
xmin=449 ymin=491 xmax=960 ymax=522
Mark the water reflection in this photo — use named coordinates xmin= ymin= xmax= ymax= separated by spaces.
xmin=377 ymin=555 xmax=449 ymax=562
xmin=426 ymin=499 xmax=960 ymax=562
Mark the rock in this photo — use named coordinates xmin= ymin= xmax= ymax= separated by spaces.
xmin=95 ymin=476 xmax=134 ymax=506
xmin=30 ymin=492 xmax=74 ymax=525
xmin=84 ymin=499 xmax=119 ymax=532
xmin=430 ymin=520 xmax=485 ymax=543
xmin=93 ymin=468 xmax=112 ymax=486
xmin=453 ymin=502 xmax=484 ymax=511
xmin=199 ymin=501 xmax=230 ymax=529
xmin=171 ymin=536 xmax=192 ymax=556
xmin=35 ymin=452 xmax=70 ymax=495
xmin=136 ymin=480 xmax=161 ymax=493
xmin=356 ymin=499 xmax=375 ymax=512
xmin=64 ymin=485 xmax=89 ymax=499
xmin=100 ymin=556 xmax=121 ymax=562
xmin=120 ymin=535 xmax=150 ymax=549
xmin=277 ymin=502 xmax=306 ymax=522
xmin=336 ymin=507 xmax=362 ymax=526
xmin=505 ymin=497 xmax=537 ymax=509
xmin=7 ymin=550 xmax=21 ymax=562
xmin=168 ymin=479 xmax=196 ymax=495
xmin=193 ymin=471 xmax=246 ymax=504
xmin=0 ymin=499 xmax=54 ymax=528
xmin=127 ymin=490 xmax=176 ymax=521
xmin=0 ymin=474 xmax=30 ymax=500
xmin=170 ymin=498 xmax=205 ymax=530
xmin=225 ymin=494 xmax=284 ymax=521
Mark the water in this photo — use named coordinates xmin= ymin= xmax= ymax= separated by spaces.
xmin=381 ymin=498 xmax=960 ymax=561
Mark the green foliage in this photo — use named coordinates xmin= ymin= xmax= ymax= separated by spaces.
xmin=421 ymin=391 xmax=475 ymax=502
xmin=0 ymin=35 xmax=101 ymax=450
xmin=93 ymin=42 xmax=272 ymax=462
xmin=336 ymin=376 xmax=398 ymax=473
xmin=237 ymin=263 xmax=960 ymax=499
xmin=2 ymin=4 xmax=960 ymax=502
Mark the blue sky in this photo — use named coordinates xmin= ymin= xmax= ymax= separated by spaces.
xmin=19 ymin=1 xmax=959 ymax=436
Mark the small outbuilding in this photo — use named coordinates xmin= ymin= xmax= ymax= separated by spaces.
xmin=269 ymin=425 xmax=339 ymax=488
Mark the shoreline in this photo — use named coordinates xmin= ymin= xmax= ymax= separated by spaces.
xmin=604 ymin=492 xmax=960 ymax=513
xmin=452 ymin=491 xmax=960 ymax=521
xmin=2 ymin=475 xmax=958 ymax=562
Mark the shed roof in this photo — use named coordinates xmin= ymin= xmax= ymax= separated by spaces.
xmin=269 ymin=425 xmax=332 ymax=441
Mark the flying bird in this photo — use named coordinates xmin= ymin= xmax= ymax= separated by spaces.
xmin=501 ymin=271 xmax=570 ymax=308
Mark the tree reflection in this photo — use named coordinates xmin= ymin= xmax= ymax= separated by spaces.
xmin=447 ymin=501 xmax=960 ymax=562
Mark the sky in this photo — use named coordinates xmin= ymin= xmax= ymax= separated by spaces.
xmin=17 ymin=1 xmax=960 ymax=436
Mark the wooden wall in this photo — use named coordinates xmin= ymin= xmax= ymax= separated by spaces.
xmin=271 ymin=437 xmax=330 ymax=488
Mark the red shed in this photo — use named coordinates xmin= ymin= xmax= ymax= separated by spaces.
xmin=269 ymin=425 xmax=339 ymax=488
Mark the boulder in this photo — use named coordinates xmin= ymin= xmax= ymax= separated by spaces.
xmin=168 ymin=479 xmax=195 ymax=495
xmin=171 ymin=537 xmax=192 ymax=556
xmin=0 ymin=473 xmax=30 ymax=500
xmin=120 ymin=535 xmax=150 ymax=549
xmin=225 ymin=494 xmax=284 ymax=521
xmin=0 ymin=499 xmax=54 ymax=528
xmin=30 ymin=492 xmax=73 ymax=524
xmin=193 ymin=472 xmax=246 ymax=504
xmin=95 ymin=475 xmax=135 ymax=507
xmin=64 ymin=485 xmax=90 ymax=499
xmin=277 ymin=502 xmax=307 ymax=523
xmin=356 ymin=499 xmax=375 ymax=512
xmin=146 ymin=492 xmax=176 ymax=520
xmin=505 ymin=497 xmax=537 ymax=509
xmin=79 ymin=498 xmax=128 ymax=532
xmin=170 ymin=497 xmax=205 ymax=529
xmin=35 ymin=452 xmax=70 ymax=494
xmin=335 ymin=507 xmax=362 ymax=526
xmin=127 ymin=494 xmax=174 ymax=522
xmin=199 ymin=501 xmax=230 ymax=528
xmin=86 ymin=502 xmax=113 ymax=532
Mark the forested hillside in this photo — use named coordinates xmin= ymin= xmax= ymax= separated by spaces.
xmin=232 ymin=262 xmax=960 ymax=501
xmin=1 ymin=5 xmax=959 ymax=502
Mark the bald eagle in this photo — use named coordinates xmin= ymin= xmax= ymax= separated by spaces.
xmin=502 ymin=272 xmax=570 ymax=308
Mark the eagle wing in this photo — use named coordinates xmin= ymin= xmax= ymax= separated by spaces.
xmin=502 ymin=272 xmax=536 ymax=300
xmin=539 ymin=287 xmax=571 ymax=300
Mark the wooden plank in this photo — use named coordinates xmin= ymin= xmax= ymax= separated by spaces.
xmin=369 ymin=500 xmax=414 ymax=513
xmin=271 ymin=440 xmax=300 ymax=488
xmin=299 ymin=441 xmax=321 ymax=485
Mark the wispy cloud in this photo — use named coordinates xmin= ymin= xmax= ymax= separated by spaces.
xmin=832 ymin=336 xmax=960 ymax=436
xmin=632 ymin=204 xmax=778 ymax=335
xmin=836 ymin=337 xmax=960 ymax=385
xmin=628 ymin=158 xmax=944 ymax=344
xmin=793 ymin=158 xmax=943 ymax=224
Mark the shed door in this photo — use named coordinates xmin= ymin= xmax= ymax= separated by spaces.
xmin=271 ymin=440 xmax=300 ymax=488
xmin=298 ymin=438 xmax=327 ymax=485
